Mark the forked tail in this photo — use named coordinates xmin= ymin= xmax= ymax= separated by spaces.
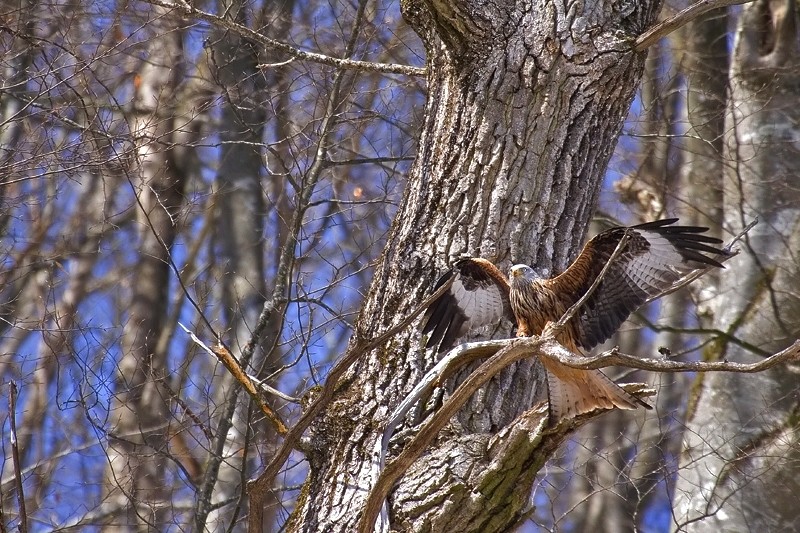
xmin=543 ymin=362 xmax=650 ymax=422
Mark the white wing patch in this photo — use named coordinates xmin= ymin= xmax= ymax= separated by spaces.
xmin=450 ymin=276 xmax=508 ymax=334
xmin=422 ymin=258 xmax=513 ymax=351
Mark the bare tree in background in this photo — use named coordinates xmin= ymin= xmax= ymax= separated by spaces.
xmin=1 ymin=0 xmax=798 ymax=532
xmin=673 ymin=1 xmax=800 ymax=530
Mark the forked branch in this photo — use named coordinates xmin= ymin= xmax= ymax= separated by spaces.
xmin=360 ymin=334 xmax=800 ymax=532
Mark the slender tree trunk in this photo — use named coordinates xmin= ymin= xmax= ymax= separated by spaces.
xmin=672 ymin=1 xmax=800 ymax=530
xmin=678 ymin=6 xmax=729 ymax=234
xmin=289 ymin=1 xmax=664 ymax=530
xmin=196 ymin=1 xmax=276 ymax=529
xmin=0 ymin=0 xmax=35 ymax=239
xmin=101 ymin=8 xmax=189 ymax=531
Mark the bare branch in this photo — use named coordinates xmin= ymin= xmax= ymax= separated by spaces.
xmin=142 ymin=0 xmax=426 ymax=77
xmin=178 ymin=323 xmax=289 ymax=435
xmin=635 ymin=0 xmax=752 ymax=52
xmin=245 ymin=2 xmax=394 ymax=525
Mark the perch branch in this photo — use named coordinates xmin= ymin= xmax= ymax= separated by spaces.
xmin=556 ymin=340 xmax=800 ymax=373
xmin=360 ymin=335 xmax=800 ymax=532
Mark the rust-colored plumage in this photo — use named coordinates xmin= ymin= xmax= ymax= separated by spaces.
xmin=422 ymin=219 xmax=729 ymax=421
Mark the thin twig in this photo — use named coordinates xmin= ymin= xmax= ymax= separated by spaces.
xmin=9 ymin=382 xmax=28 ymax=533
xmin=635 ymin=0 xmax=751 ymax=51
xmin=725 ymin=217 xmax=758 ymax=254
xmin=245 ymin=373 xmax=301 ymax=404
xmin=544 ymin=230 xmax=632 ymax=338
xmin=635 ymin=314 xmax=770 ymax=357
xmin=179 ymin=323 xmax=289 ymax=435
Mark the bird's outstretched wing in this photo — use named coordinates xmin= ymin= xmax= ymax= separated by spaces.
xmin=421 ymin=258 xmax=514 ymax=352
xmin=547 ymin=218 xmax=729 ymax=350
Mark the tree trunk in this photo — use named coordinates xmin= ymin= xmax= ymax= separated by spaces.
xmin=197 ymin=1 xmax=277 ymax=529
xmin=101 ymin=8 xmax=189 ymax=531
xmin=672 ymin=1 xmax=800 ymax=530
xmin=678 ymin=6 xmax=729 ymax=234
xmin=290 ymin=1 xmax=663 ymax=530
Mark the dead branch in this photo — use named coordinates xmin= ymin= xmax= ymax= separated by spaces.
xmin=142 ymin=0 xmax=426 ymax=77
xmin=245 ymin=373 xmax=301 ymax=404
xmin=635 ymin=0 xmax=752 ymax=52
xmin=179 ymin=323 xmax=289 ymax=435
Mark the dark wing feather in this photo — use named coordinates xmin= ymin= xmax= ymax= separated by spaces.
xmin=546 ymin=219 xmax=730 ymax=350
xmin=421 ymin=258 xmax=514 ymax=352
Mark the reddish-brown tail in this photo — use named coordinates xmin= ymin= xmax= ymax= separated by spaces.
xmin=543 ymin=361 xmax=648 ymax=422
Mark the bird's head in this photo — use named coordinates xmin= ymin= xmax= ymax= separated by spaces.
xmin=509 ymin=264 xmax=540 ymax=283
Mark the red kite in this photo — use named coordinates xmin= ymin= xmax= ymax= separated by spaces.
xmin=422 ymin=219 xmax=728 ymax=420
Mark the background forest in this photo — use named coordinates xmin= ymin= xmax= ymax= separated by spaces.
xmin=1 ymin=0 xmax=799 ymax=531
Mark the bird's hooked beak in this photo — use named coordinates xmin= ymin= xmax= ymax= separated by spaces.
xmin=510 ymin=265 xmax=525 ymax=278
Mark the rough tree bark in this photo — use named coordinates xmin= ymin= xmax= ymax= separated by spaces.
xmin=672 ymin=1 xmax=800 ymax=530
xmin=288 ymin=1 xmax=664 ymax=530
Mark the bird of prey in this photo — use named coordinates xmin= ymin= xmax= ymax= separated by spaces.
xmin=421 ymin=218 xmax=728 ymax=421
